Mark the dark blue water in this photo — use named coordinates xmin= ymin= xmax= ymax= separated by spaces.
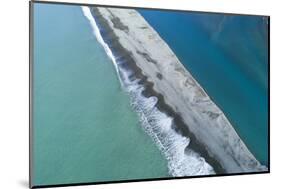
xmin=139 ymin=10 xmax=268 ymax=165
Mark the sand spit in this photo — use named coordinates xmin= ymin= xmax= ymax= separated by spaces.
xmin=89 ymin=7 xmax=267 ymax=173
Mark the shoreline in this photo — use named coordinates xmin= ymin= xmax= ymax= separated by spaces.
xmin=89 ymin=7 xmax=223 ymax=174
xmin=88 ymin=6 xmax=266 ymax=174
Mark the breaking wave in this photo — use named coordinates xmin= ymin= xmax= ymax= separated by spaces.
xmin=81 ymin=6 xmax=215 ymax=176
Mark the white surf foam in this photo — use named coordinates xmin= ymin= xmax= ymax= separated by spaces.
xmin=122 ymin=70 xmax=215 ymax=176
xmin=81 ymin=6 xmax=122 ymax=84
xmin=82 ymin=7 xmax=215 ymax=177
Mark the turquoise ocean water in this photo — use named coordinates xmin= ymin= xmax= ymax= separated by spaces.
xmin=139 ymin=10 xmax=269 ymax=165
xmin=33 ymin=4 xmax=168 ymax=186
xmin=33 ymin=2 xmax=269 ymax=186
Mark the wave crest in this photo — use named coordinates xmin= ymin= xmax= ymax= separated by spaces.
xmin=82 ymin=6 xmax=215 ymax=177
xmin=122 ymin=70 xmax=215 ymax=176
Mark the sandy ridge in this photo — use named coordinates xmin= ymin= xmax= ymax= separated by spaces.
xmin=92 ymin=7 xmax=267 ymax=173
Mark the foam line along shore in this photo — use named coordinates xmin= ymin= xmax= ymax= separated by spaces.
xmin=82 ymin=6 xmax=217 ymax=176
xmin=82 ymin=6 xmax=267 ymax=174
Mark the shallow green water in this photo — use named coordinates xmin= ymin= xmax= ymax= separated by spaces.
xmin=33 ymin=3 xmax=168 ymax=186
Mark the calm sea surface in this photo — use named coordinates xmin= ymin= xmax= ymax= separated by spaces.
xmin=33 ymin=3 xmax=268 ymax=186
xmin=33 ymin=4 xmax=168 ymax=186
xmin=139 ymin=9 xmax=268 ymax=165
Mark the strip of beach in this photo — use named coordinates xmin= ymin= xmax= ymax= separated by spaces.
xmin=88 ymin=7 xmax=267 ymax=174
